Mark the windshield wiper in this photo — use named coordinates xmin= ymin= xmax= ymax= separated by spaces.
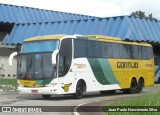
xmin=24 ymin=58 xmax=32 ymax=80
xmin=41 ymin=56 xmax=45 ymax=78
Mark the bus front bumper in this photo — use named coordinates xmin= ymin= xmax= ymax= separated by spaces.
xmin=18 ymin=86 xmax=58 ymax=95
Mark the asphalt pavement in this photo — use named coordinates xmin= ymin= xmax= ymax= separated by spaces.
xmin=0 ymin=86 xmax=153 ymax=115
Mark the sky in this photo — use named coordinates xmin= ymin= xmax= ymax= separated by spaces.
xmin=0 ymin=0 xmax=160 ymax=19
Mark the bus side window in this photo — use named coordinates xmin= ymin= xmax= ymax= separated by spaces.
xmin=59 ymin=39 xmax=72 ymax=77
xmin=74 ymin=39 xmax=87 ymax=58
xmin=118 ymin=44 xmax=123 ymax=59
xmin=147 ymin=47 xmax=153 ymax=59
xmin=122 ymin=44 xmax=134 ymax=59
xmin=133 ymin=45 xmax=143 ymax=59
xmin=112 ymin=43 xmax=120 ymax=58
xmin=59 ymin=56 xmax=65 ymax=76
xmin=87 ymin=41 xmax=101 ymax=58
xmin=142 ymin=46 xmax=149 ymax=60
xmin=100 ymin=42 xmax=113 ymax=58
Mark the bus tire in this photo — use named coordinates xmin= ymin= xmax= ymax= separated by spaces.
xmin=100 ymin=90 xmax=116 ymax=95
xmin=123 ymin=78 xmax=137 ymax=94
xmin=42 ymin=95 xmax=51 ymax=99
xmin=73 ymin=81 xmax=84 ymax=99
xmin=129 ymin=78 xmax=137 ymax=94
xmin=137 ymin=78 xmax=144 ymax=93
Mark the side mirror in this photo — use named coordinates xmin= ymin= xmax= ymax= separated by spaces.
xmin=9 ymin=52 xmax=17 ymax=66
xmin=52 ymin=49 xmax=59 ymax=65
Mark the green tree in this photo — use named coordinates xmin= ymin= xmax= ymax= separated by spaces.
xmin=130 ymin=11 xmax=157 ymax=21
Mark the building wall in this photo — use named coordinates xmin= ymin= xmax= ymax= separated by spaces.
xmin=0 ymin=47 xmax=17 ymax=79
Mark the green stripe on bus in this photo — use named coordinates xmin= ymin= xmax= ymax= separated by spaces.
xmin=41 ymin=79 xmax=52 ymax=85
xmin=88 ymin=58 xmax=110 ymax=85
xmin=98 ymin=59 xmax=120 ymax=84
xmin=35 ymin=80 xmax=43 ymax=84
xmin=88 ymin=58 xmax=119 ymax=85
xmin=35 ymin=79 xmax=52 ymax=85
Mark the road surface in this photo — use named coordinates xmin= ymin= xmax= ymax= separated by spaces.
xmin=0 ymin=87 xmax=153 ymax=115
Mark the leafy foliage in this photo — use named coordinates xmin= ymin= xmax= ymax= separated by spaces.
xmin=130 ymin=11 xmax=157 ymax=21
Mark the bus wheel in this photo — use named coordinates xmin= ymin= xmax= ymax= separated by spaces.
xmin=123 ymin=79 xmax=137 ymax=94
xmin=42 ymin=95 xmax=51 ymax=99
xmin=129 ymin=78 xmax=137 ymax=94
xmin=100 ymin=90 xmax=116 ymax=95
xmin=73 ymin=82 xmax=84 ymax=99
xmin=137 ymin=79 xmax=144 ymax=93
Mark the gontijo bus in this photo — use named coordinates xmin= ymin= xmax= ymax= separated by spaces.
xmin=9 ymin=35 xmax=154 ymax=99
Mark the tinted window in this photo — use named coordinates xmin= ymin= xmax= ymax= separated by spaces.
xmin=74 ymin=39 xmax=153 ymax=60
xmin=100 ymin=42 xmax=113 ymax=58
xmin=122 ymin=44 xmax=134 ymax=59
xmin=18 ymin=53 xmax=55 ymax=80
xmin=87 ymin=41 xmax=101 ymax=58
xmin=74 ymin=39 xmax=87 ymax=58
xmin=142 ymin=46 xmax=149 ymax=59
xmin=133 ymin=46 xmax=143 ymax=59
xmin=59 ymin=39 xmax=72 ymax=77
xmin=118 ymin=44 xmax=123 ymax=59
xmin=112 ymin=43 xmax=120 ymax=58
xmin=22 ymin=40 xmax=58 ymax=53
xmin=147 ymin=47 xmax=153 ymax=59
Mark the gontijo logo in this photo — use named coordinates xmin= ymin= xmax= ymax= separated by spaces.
xmin=117 ymin=62 xmax=138 ymax=68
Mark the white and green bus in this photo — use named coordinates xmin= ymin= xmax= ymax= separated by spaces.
xmin=9 ymin=35 xmax=154 ymax=99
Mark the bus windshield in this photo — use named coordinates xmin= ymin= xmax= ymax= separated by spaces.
xmin=18 ymin=40 xmax=58 ymax=80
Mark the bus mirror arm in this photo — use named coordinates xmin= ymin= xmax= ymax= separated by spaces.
xmin=9 ymin=52 xmax=17 ymax=66
xmin=52 ymin=49 xmax=59 ymax=65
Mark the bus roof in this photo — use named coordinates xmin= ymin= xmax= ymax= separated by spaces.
xmin=85 ymin=35 xmax=121 ymax=41
xmin=23 ymin=34 xmax=152 ymax=47
xmin=24 ymin=34 xmax=120 ymax=42
xmin=85 ymin=35 xmax=152 ymax=47
xmin=24 ymin=35 xmax=65 ymax=42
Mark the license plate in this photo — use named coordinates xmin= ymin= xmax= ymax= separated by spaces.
xmin=31 ymin=90 xmax=38 ymax=93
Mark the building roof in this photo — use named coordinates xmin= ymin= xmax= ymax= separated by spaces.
xmin=0 ymin=3 xmax=94 ymax=24
xmin=3 ymin=16 xmax=160 ymax=44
